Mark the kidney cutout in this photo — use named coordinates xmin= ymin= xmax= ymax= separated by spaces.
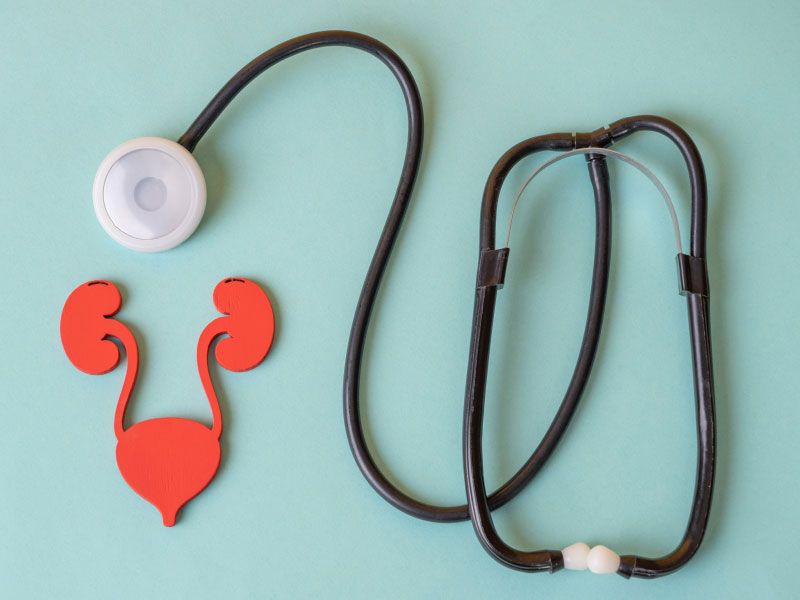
xmin=211 ymin=278 xmax=274 ymax=372
xmin=60 ymin=280 xmax=128 ymax=374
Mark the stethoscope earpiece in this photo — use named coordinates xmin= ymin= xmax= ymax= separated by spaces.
xmin=93 ymin=137 xmax=206 ymax=252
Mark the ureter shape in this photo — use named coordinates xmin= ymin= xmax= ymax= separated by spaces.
xmin=463 ymin=116 xmax=715 ymax=578
xmin=175 ymin=30 xmax=612 ymax=522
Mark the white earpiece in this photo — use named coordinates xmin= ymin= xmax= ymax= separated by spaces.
xmin=93 ymin=137 xmax=206 ymax=252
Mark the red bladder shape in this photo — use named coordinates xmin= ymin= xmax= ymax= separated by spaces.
xmin=60 ymin=278 xmax=274 ymax=526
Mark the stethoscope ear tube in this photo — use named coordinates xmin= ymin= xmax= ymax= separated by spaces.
xmin=465 ymin=149 xmax=613 ymax=573
xmin=618 ymin=290 xmax=715 ymax=578
xmin=463 ymin=116 xmax=716 ymax=578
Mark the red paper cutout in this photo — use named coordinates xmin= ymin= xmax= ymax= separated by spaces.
xmin=60 ymin=278 xmax=274 ymax=526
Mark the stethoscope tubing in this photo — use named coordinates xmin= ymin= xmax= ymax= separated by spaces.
xmin=177 ymin=30 xmax=599 ymax=523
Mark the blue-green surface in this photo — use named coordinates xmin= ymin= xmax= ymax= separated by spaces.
xmin=1 ymin=1 xmax=798 ymax=598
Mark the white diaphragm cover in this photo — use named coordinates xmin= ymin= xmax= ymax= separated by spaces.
xmin=93 ymin=137 xmax=206 ymax=252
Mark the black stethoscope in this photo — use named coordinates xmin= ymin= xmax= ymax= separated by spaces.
xmin=89 ymin=31 xmax=715 ymax=579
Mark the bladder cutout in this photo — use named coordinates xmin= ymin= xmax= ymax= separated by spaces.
xmin=60 ymin=278 xmax=274 ymax=525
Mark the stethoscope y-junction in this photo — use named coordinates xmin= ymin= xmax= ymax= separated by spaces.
xmin=65 ymin=29 xmax=714 ymax=579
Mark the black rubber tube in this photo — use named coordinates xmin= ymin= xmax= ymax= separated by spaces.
xmin=463 ymin=116 xmax=716 ymax=577
xmin=465 ymin=152 xmax=612 ymax=572
xmin=177 ymin=30 xmax=613 ymax=523
xmin=609 ymin=116 xmax=715 ymax=578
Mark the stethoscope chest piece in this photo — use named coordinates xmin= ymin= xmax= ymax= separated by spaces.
xmin=93 ymin=137 xmax=206 ymax=252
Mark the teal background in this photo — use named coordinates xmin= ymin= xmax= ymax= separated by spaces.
xmin=1 ymin=1 xmax=798 ymax=598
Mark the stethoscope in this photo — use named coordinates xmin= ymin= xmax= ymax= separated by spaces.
xmin=80 ymin=30 xmax=714 ymax=579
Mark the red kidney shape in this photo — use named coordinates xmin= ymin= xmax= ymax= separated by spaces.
xmin=60 ymin=280 xmax=126 ymax=374
xmin=211 ymin=277 xmax=275 ymax=372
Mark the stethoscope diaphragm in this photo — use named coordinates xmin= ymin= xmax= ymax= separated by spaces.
xmin=93 ymin=137 xmax=206 ymax=252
